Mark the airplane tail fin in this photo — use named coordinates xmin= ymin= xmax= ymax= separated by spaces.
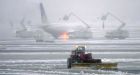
xmin=40 ymin=3 xmax=47 ymax=24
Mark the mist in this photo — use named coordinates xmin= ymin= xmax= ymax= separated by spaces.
xmin=0 ymin=0 xmax=140 ymax=39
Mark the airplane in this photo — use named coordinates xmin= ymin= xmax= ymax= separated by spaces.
xmin=101 ymin=12 xmax=129 ymax=39
xmin=10 ymin=18 xmax=54 ymax=42
xmin=39 ymin=3 xmax=93 ymax=40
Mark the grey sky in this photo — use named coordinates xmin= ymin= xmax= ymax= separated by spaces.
xmin=0 ymin=0 xmax=140 ymax=39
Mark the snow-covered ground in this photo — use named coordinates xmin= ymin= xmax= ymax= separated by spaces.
xmin=0 ymin=39 xmax=140 ymax=75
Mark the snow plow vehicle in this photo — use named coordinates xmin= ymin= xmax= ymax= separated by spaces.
xmin=67 ymin=46 xmax=117 ymax=70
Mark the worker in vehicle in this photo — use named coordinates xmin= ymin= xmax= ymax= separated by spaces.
xmin=74 ymin=46 xmax=86 ymax=62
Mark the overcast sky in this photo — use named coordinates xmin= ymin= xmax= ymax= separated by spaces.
xmin=0 ymin=0 xmax=140 ymax=39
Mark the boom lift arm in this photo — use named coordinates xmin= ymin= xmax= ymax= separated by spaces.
xmin=101 ymin=12 xmax=126 ymax=30
xmin=20 ymin=17 xmax=27 ymax=31
xmin=63 ymin=12 xmax=90 ymax=29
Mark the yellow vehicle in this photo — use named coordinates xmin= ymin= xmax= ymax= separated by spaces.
xmin=67 ymin=46 xmax=117 ymax=70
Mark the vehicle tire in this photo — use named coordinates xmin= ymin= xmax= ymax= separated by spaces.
xmin=67 ymin=58 xmax=72 ymax=69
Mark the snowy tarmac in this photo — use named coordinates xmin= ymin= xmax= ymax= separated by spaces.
xmin=0 ymin=39 xmax=140 ymax=75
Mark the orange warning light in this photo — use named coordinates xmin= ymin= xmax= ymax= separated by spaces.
xmin=60 ymin=32 xmax=69 ymax=41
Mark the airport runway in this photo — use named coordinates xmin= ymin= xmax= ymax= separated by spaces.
xmin=0 ymin=39 xmax=140 ymax=75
